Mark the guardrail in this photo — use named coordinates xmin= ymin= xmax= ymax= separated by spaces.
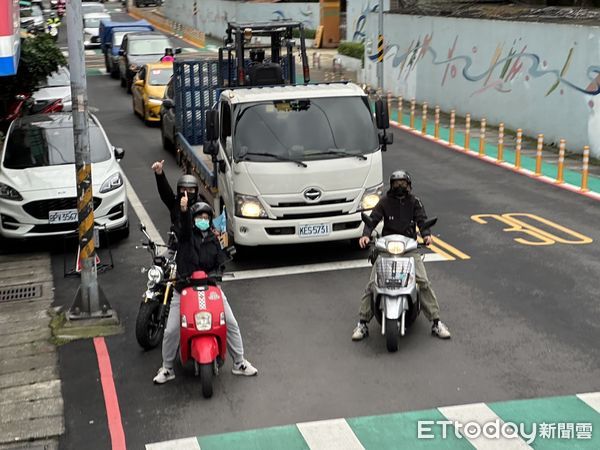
xmin=366 ymin=89 xmax=598 ymax=198
xmin=128 ymin=6 xmax=205 ymax=48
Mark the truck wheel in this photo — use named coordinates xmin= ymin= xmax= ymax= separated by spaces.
xmin=161 ymin=126 xmax=173 ymax=151
xmin=120 ymin=74 xmax=126 ymax=87
xmin=135 ymin=301 xmax=164 ymax=350
xmin=200 ymin=363 xmax=213 ymax=398
xmin=110 ymin=65 xmax=119 ymax=79
xmin=385 ymin=318 xmax=399 ymax=353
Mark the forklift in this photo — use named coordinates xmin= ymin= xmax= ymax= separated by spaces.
xmin=217 ymin=21 xmax=311 ymax=88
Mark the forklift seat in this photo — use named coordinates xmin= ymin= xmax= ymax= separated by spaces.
xmin=248 ymin=63 xmax=284 ymax=86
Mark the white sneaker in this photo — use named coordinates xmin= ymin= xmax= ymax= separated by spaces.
xmin=352 ymin=322 xmax=369 ymax=341
xmin=432 ymin=321 xmax=451 ymax=339
xmin=153 ymin=367 xmax=175 ymax=384
xmin=232 ymin=360 xmax=258 ymax=376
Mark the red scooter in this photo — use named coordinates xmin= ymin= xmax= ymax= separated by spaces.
xmin=178 ymin=270 xmax=227 ymax=398
xmin=1 ymin=95 xmax=63 ymax=132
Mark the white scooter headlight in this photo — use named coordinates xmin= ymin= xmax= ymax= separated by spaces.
xmin=386 ymin=241 xmax=406 ymax=255
xmin=147 ymin=266 xmax=163 ymax=287
xmin=195 ymin=312 xmax=212 ymax=331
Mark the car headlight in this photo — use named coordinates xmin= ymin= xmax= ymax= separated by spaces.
xmin=235 ymin=193 xmax=267 ymax=219
xmin=0 ymin=183 xmax=23 ymax=201
xmin=387 ymin=241 xmax=406 ymax=255
xmin=100 ymin=173 xmax=123 ymax=193
xmin=195 ymin=312 xmax=212 ymax=331
xmin=148 ymin=96 xmax=163 ymax=105
xmin=146 ymin=265 xmax=163 ymax=287
xmin=360 ymin=184 xmax=383 ymax=210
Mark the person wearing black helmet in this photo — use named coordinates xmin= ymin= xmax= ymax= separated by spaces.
xmin=151 ymin=160 xmax=209 ymax=236
xmin=352 ymin=170 xmax=451 ymax=341
xmin=153 ymin=193 xmax=258 ymax=384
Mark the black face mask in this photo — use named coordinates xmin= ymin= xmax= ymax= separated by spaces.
xmin=389 ymin=186 xmax=409 ymax=197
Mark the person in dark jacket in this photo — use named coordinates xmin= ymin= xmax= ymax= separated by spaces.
xmin=352 ymin=170 xmax=451 ymax=341
xmin=153 ymin=194 xmax=258 ymax=384
xmin=151 ymin=159 xmax=208 ymax=237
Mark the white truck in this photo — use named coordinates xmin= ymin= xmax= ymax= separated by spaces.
xmin=167 ymin=21 xmax=393 ymax=247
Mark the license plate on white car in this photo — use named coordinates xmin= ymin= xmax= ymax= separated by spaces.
xmin=298 ymin=223 xmax=330 ymax=238
xmin=48 ymin=209 xmax=78 ymax=224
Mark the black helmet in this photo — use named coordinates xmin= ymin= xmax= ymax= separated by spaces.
xmin=177 ymin=174 xmax=198 ymax=191
xmin=390 ymin=170 xmax=412 ymax=186
xmin=190 ymin=202 xmax=213 ymax=218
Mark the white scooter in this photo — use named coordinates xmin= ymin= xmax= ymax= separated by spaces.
xmin=361 ymin=213 xmax=437 ymax=352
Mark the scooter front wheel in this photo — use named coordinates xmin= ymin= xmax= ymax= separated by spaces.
xmin=200 ymin=363 xmax=213 ymax=398
xmin=385 ymin=318 xmax=399 ymax=353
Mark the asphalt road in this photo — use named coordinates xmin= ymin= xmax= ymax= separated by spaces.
xmin=17 ymin=4 xmax=600 ymax=449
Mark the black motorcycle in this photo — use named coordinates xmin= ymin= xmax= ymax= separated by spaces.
xmin=135 ymin=224 xmax=177 ymax=350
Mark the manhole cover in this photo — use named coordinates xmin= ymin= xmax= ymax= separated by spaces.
xmin=0 ymin=284 xmax=43 ymax=302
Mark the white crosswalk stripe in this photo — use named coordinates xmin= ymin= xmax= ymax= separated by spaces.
xmin=297 ymin=418 xmax=364 ymax=450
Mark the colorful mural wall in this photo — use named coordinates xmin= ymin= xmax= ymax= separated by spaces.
xmin=360 ymin=13 xmax=600 ymax=157
xmin=164 ymin=0 xmax=320 ymax=40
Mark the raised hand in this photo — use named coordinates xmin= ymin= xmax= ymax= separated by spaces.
xmin=151 ymin=160 xmax=165 ymax=175
xmin=180 ymin=190 xmax=188 ymax=212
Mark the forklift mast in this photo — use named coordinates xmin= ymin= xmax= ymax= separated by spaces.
xmin=217 ymin=21 xmax=310 ymax=88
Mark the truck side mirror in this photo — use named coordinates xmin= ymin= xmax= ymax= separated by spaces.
xmin=378 ymin=131 xmax=393 ymax=146
xmin=375 ymin=98 xmax=389 ymax=129
xmin=174 ymin=47 xmax=182 ymax=54
xmin=205 ymin=110 xmax=219 ymax=142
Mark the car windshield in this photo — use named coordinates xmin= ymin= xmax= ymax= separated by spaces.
xmin=233 ymin=96 xmax=378 ymax=161
xmin=129 ymin=38 xmax=171 ymax=55
xmin=40 ymin=67 xmax=70 ymax=88
xmin=113 ymin=31 xmax=128 ymax=46
xmin=84 ymin=18 xmax=102 ymax=28
xmin=3 ymin=118 xmax=111 ymax=169
xmin=82 ymin=4 xmax=104 ymax=13
xmin=148 ymin=68 xmax=172 ymax=85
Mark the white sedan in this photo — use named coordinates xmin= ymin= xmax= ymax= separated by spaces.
xmin=0 ymin=113 xmax=129 ymax=240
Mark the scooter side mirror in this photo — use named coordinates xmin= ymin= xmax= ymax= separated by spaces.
xmin=421 ymin=217 xmax=438 ymax=232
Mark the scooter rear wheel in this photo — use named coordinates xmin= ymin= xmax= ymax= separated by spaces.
xmin=385 ymin=318 xmax=399 ymax=353
xmin=200 ymin=363 xmax=213 ymax=398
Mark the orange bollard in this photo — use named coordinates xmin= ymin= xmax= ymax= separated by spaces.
xmin=535 ymin=134 xmax=544 ymax=176
xmin=515 ymin=129 xmax=522 ymax=169
xmin=449 ymin=110 xmax=456 ymax=145
xmin=434 ymin=106 xmax=440 ymax=140
xmin=421 ymin=103 xmax=428 ymax=135
xmin=479 ymin=118 xmax=486 ymax=156
xmin=398 ymin=96 xmax=403 ymax=125
xmin=464 ymin=114 xmax=471 ymax=151
xmin=497 ymin=123 xmax=504 ymax=162
xmin=409 ymin=99 xmax=416 ymax=129
xmin=556 ymin=139 xmax=566 ymax=184
xmin=581 ymin=145 xmax=590 ymax=191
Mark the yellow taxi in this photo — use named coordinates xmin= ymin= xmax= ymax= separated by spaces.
xmin=132 ymin=62 xmax=173 ymax=124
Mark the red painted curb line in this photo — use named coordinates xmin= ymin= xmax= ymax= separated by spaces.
xmin=391 ymin=120 xmax=600 ymax=203
xmin=94 ymin=337 xmax=127 ymax=450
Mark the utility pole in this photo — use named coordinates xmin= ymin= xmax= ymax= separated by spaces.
xmin=66 ymin=0 xmax=114 ymax=321
xmin=377 ymin=0 xmax=384 ymax=92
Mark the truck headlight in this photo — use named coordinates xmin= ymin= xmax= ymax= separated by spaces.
xmin=360 ymin=184 xmax=383 ymax=210
xmin=235 ymin=194 xmax=267 ymax=219
xmin=0 ymin=183 xmax=23 ymax=201
xmin=387 ymin=241 xmax=406 ymax=255
xmin=100 ymin=173 xmax=123 ymax=193
xmin=195 ymin=312 xmax=212 ymax=331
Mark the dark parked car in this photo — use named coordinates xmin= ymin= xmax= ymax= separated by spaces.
xmin=118 ymin=32 xmax=172 ymax=93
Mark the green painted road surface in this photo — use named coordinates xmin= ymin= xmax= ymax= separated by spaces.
xmin=388 ymin=109 xmax=600 ymax=195
xmin=147 ymin=392 xmax=600 ymax=449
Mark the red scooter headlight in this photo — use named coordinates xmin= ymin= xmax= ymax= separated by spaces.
xmin=195 ymin=312 xmax=212 ymax=331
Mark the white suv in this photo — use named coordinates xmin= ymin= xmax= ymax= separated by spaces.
xmin=0 ymin=113 xmax=129 ymax=240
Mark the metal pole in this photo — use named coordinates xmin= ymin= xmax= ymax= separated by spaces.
xmin=67 ymin=0 xmax=113 ymax=320
xmin=377 ymin=0 xmax=383 ymax=92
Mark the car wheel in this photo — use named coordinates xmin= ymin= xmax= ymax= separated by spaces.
xmin=161 ymin=122 xmax=173 ymax=151
xmin=120 ymin=73 xmax=126 ymax=87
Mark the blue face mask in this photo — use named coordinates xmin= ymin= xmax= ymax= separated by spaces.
xmin=195 ymin=218 xmax=210 ymax=231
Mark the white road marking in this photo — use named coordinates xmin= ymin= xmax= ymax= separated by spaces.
xmin=145 ymin=437 xmax=201 ymax=450
xmin=222 ymin=253 xmax=445 ymax=282
xmin=297 ymin=418 xmax=365 ymax=450
xmin=123 ymin=173 xmax=164 ymax=245
xmin=577 ymin=392 xmax=600 ymax=414
xmin=438 ymin=403 xmax=532 ymax=449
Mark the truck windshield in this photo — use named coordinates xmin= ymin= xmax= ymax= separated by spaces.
xmin=233 ymin=96 xmax=378 ymax=162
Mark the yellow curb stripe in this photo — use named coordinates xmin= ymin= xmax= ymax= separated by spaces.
xmin=427 ymin=244 xmax=455 ymax=261
xmin=432 ymin=236 xmax=471 ymax=260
